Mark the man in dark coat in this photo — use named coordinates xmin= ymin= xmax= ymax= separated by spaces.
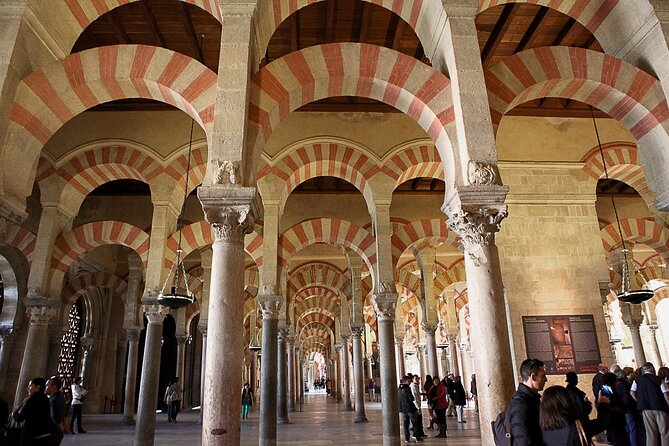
xmin=565 ymin=371 xmax=592 ymax=423
xmin=453 ymin=376 xmax=467 ymax=423
xmin=506 ymin=358 xmax=548 ymax=446
xmin=46 ymin=376 xmax=66 ymax=445
xmin=398 ymin=375 xmax=421 ymax=443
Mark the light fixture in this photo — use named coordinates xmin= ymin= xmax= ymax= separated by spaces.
xmin=157 ymin=116 xmax=197 ymax=310
xmin=591 ymin=107 xmax=653 ymax=304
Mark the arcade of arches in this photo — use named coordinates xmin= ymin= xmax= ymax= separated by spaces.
xmin=2 ymin=0 xmax=669 ymax=445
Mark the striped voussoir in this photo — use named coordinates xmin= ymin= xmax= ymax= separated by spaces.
xmin=288 ymin=262 xmax=351 ymax=299
xmin=1 ymin=224 xmax=36 ymax=264
xmin=382 ymin=143 xmax=444 ymax=187
xmin=391 ymin=219 xmax=458 ymax=267
xmin=401 ymin=292 xmax=421 ymax=317
xmin=295 ymin=293 xmax=340 ymax=318
xmin=62 ymin=272 xmax=128 ymax=305
xmin=396 ymin=268 xmax=422 ymax=299
xmin=600 ymin=218 xmax=669 ymax=262
xmin=363 ymin=307 xmax=378 ymax=333
xmin=434 ymin=267 xmax=467 ymax=296
xmin=245 ymin=265 xmax=259 ymax=291
xmin=297 ymin=311 xmax=336 ymax=333
xmin=581 ymin=142 xmax=651 ymax=198
xmin=300 ymin=326 xmax=332 ymax=344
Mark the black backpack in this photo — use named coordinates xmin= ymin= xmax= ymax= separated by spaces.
xmin=491 ymin=409 xmax=512 ymax=446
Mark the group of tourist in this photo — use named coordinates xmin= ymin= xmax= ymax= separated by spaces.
xmin=2 ymin=375 xmax=87 ymax=446
xmin=503 ymin=358 xmax=669 ymax=446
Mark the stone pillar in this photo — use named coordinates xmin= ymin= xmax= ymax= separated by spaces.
xmin=115 ymin=336 xmax=129 ymax=406
xmin=198 ymin=327 xmax=206 ymax=424
xmin=394 ymin=336 xmax=405 ymax=380
xmin=14 ymin=301 xmax=58 ymax=408
xmin=79 ymin=336 xmax=94 ymax=386
xmin=341 ymin=336 xmax=353 ymax=411
xmin=176 ymin=335 xmax=187 ymax=381
xmin=351 ymin=325 xmax=368 ymax=422
xmin=646 ymin=325 xmax=663 ymax=367
xmin=287 ymin=335 xmax=296 ymax=412
xmin=621 ymin=302 xmax=647 ymax=366
xmin=277 ymin=327 xmax=290 ymax=424
xmin=366 ymin=355 xmax=373 ymax=384
xmin=123 ymin=327 xmax=141 ymax=424
xmin=134 ymin=303 xmax=167 ymax=446
xmin=372 ymin=288 xmax=400 ymax=446
xmin=258 ymin=294 xmax=281 ymax=445
xmin=46 ymin=328 xmax=64 ymax=379
xmin=439 ymin=347 xmax=448 ymax=378
xmin=445 ymin=198 xmax=515 ymax=446
xmin=0 ymin=328 xmax=15 ymax=396
xmin=198 ymin=192 xmax=255 ymax=446
xmin=423 ymin=324 xmax=439 ymax=377
xmin=447 ymin=335 xmax=459 ymax=375
xmin=334 ymin=345 xmax=342 ymax=403
xmin=418 ymin=345 xmax=427 ymax=380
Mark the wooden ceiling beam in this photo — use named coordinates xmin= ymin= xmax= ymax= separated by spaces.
xmin=325 ymin=0 xmax=336 ymax=42
xmin=357 ymin=2 xmax=370 ymax=42
xmin=178 ymin=2 xmax=205 ymax=63
xmin=140 ymin=0 xmax=166 ymax=47
xmin=514 ymin=6 xmax=549 ymax=53
xmin=582 ymin=34 xmax=598 ymax=50
xmin=385 ymin=14 xmax=401 ymax=49
xmin=392 ymin=20 xmax=404 ymax=51
xmin=290 ymin=14 xmax=299 ymax=52
xmin=552 ymin=17 xmax=576 ymax=46
xmin=481 ymin=3 xmax=516 ymax=69
xmin=108 ymin=10 xmax=129 ymax=44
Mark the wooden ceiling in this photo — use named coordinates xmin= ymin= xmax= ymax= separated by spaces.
xmin=74 ymin=0 xmax=604 ymax=117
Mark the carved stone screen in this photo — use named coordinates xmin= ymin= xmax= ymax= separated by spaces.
xmin=522 ymin=315 xmax=601 ymax=374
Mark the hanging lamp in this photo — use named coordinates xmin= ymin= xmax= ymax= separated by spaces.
xmin=591 ymin=107 xmax=653 ymax=305
xmin=157 ymin=116 xmax=197 ymax=310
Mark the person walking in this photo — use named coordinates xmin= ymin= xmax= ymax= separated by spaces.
xmin=68 ymin=376 xmax=87 ymax=434
xmin=164 ymin=378 xmax=182 ymax=423
xmin=241 ymin=383 xmax=253 ymax=419
xmin=399 ymin=375 xmax=421 ymax=443
xmin=565 ymin=372 xmax=592 ymax=424
xmin=453 ymin=376 xmax=467 ymax=423
xmin=506 ymin=358 xmax=548 ymax=445
xmin=630 ymin=362 xmax=669 ymax=446
xmin=410 ymin=375 xmax=426 ymax=439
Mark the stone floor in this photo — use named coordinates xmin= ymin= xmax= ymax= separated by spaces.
xmin=60 ymin=393 xmax=484 ymax=445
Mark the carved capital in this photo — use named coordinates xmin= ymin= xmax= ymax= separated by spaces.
xmin=126 ymin=327 xmax=141 ymax=343
xmin=350 ymin=324 xmax=364 ymax=338
xmin=198 ymin=186 xmax=257 ymax=243
xmin=210 ymin=159 xmax=241 ymax=186
xmin=258 ymin=294 xmax=283 ymax=320
xmin=143 ymin=304 xmax=168 ymax=324
xmin=372 ymin=291 xmax=398 ymax=321
xmin=0 ymin=198 xmax=28 ymax=226
xmin=446 ymin=206 xmax=507 ymax=266
xmin=26 ymin=304 xmax=58 ymax=327
xmin=176 ymin=335 xmax=189 ymax=346
xmin=421 ymin=322 xmax=437 ymax=335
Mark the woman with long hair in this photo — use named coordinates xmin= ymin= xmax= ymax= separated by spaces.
xmin=540 ymin=385 xmax=610 ymax=446
xmin=423 ymin=374 xmax=437 ymax=430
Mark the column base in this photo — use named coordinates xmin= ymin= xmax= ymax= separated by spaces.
xmin=277 ymin=417 xmax=290 ymax=424
xmin=122 ymin=417 xmax=135 ymax=425
xmin=354 ymin=416 xmax=368 ymax=423
xmin=343 ymin=403 xmax=353 ymax=411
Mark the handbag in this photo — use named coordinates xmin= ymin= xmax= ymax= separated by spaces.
xmin=575 ymin=420 xmax=590 ymax=446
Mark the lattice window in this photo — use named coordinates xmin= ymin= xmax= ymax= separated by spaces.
xmin=57 ymin=300 xmax=82 ymax=392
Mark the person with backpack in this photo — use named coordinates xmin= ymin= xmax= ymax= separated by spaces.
xmin=500 ymin=358 xmax=548 ymax=445
xmin=164 ymin=377 xmax=182 ymax=423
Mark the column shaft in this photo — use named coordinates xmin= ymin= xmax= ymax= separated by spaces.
xmin=176 ymin=336 xmax=187 ymax=381
xmin=341 ymin=337 xmax=352 ymax=411
xmin=424 ymin=328 xmax=439 ymax=377
xmin=394 ymin=338 xmax=405 ymax=380
xmin=287 ymin=338 xmax=295 ymax=412
xmin=123 ymin=329 xmax=141 ymax=424
xmin=351 ymin=327 xmax=367 ymax=422
xmin=0 ymin=330 xmax=16 ymax=395
xmin=377 ymin=312 xmax=400 ymax=446
xmin=277 ymin=329 xmax=289 ymax=423
xmin=258 ymin=295 xmax=281 ymax=445
xmin=629 ymin=325 xmax=647 ymax=366
xmin=334 ymin=347 xmax=341 ymax=403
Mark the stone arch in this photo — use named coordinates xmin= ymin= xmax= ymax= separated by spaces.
xmin=165 ymin=143 xmax=208 ymax=207
xmin=391 ymin=219 xmax=459 ymax=267
xmin=49 ymin=221 xmax=150 ymax=297
xmin=0 ymin=253 xmax=20 ymax=327
xmin=396 ymin=268 xmax=422 ymax=300
xmin=288 ymin=262 xmax=351 ymax=298
xmin=486 ymin=46 xmax=669 ymax=207
xmin=3 ymin=45 xmax=216 ymax=207
xmin=29 ymin=0 xmax=222 ymax=55
xmin=295 ymin=294 xmax=340 ymax=318
xmin=62 ymin=272 xmax=128 ymax=305
xmin=258 ymin=138 xmax=379 ymax=213
xmin=297 ymin=310 xmax=336 ymax=332
xmin=434 ymin=266 xmax=467 ymax=294
xmin=254 ymin=0 xmax=446 ymax=63
xmin=279 ymin=218 xmax=376 ymax=274
xmin=248 ymin=43 xmax=456 ymax=189
xmin=600 ymin=218 xmax=669 ymax=262
xmin=382 ymin=141 xmax=444 ymax=187
xmin=2 ymin=224 xmax=36 ymax=264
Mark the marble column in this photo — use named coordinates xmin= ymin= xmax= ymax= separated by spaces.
xmin=0 ymin=328 xmax=16 ymax=396
xmin=176 ymin=335 xmax=187 ymax=381
xmin=394 ymin=336 xmax=405 ymax=380
xmin=418 ymin=345 xmax=427 ymax=380
xmin=341 ymin=336 xmax=352 ymax=411
xmin=134 ymin=303 xmax=167 ymax=446
xmin=445 ymin=202 xmax=515 ymax=446
xmin=287 ymin=335 xmax=296 ymax=412
xmin=334 ymin=345 xmax=342 ymax=403
xmin=277 ymin=328 xmax=290 ymax=424
xmin=439 ymin=348 xmax=448 ymax=378
xmin=647 ymin=325 xmax=663 ymax=367
xmin=258 ymin=294 xmax=281 ymax=445
xmin=423 ymin=324 xmax=439 ymax=377
xmin=621 ymin=302 xmax=647 ymax=366
xmin=115 ymin=336 xmax=129 ymax=406
xmin=366 ymin=355 xmax=373 ymax=383
xmin=373 ymin=287 xmax=400 ymax=446
xmin=198 ymin=194 xmax=255 ymax=446
xmin=123 ymin=327 xmax=141 ymax=424
xmin=350 ymin=325 xmax=367 ymax=422
xmin=14 ymin=301 xmax=58 ymax=408
xmin=79 ymin=336 xmax=94 ymax=386
xmin=447 ymin=335 xmax=459 ymax=376
xmin=198 ymin=326 xmax=207 ymax=424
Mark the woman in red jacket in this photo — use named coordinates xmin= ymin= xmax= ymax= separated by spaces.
xmin=428 ymin=376 xmax=449 ymax=438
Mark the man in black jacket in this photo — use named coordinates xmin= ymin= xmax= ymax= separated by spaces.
xmin=630 ymin=362 xmax=669 ymax=446
xmin=507 ymin=358 xmax=548 ymax=446
xmin=46 ymin=376 xmax=66 ymax=446
xmin=565 ymin=371 xmax=592 ymax=423
xmin=399 ymin=375 xmax=422 ymax=443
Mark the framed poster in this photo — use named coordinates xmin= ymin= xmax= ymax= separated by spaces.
xmin=522 ymin=314 xmax=601 ymax=374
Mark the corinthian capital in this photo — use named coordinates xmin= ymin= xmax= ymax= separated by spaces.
xmin=372 ymin=289 xmax=398 ymax=321
xmin=198 ymin=186 xmax=258 ymax=243
xmin=258 ymin=294 xmax=282 ymax=320
xmin=143 ymin=304 xmax=168 ymax=324
xmin=445 ymin=206 xmax=507 ymax=266
xmin=350 ymin=324 xmax=364 ymax=338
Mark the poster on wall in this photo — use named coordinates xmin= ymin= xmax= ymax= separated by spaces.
xmin=522 ymin=314 xmax=601 ymax=374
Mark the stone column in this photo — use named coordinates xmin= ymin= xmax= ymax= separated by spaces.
xmin=394 ymin=336 xmax=405 ymax=380
xmin=115 ymin=336 xmax=129 ymax=406
xmin=418 ymin=345 xmax=428 ymax=380
xmin=372 ymin=287 xmax=400 ymax=446
xmin=340 ymin=336 xmax=352 ymax=411
xmin=646 ymin=325 xmax=663 ymax=367
xmin=258 ymin=294 xmax=281 ymax=445
xmin=0 ymin=328 xmax=16 ymax=395
xmin=277 ymin=327 xmax=290 ymax=424
xmin=621 ymin=302 xmax=647 ymax=366
xmin=445 ymin=197 xmax=515 ymax=446
xmin=134 ymin=303 xmax=167 ymax=446
xmin=439 ymin=347 xmax=448 ymax=378
xmin=198 ymin=326 xmax=207 ymax=424
xmin=423 ymin=324 xmax=439 ymax=377
xmin=350 ymin=325 xmax=367 ymax=422
xmin=79 ymin=336 xmax=94 ymax=386
xmin=198 ymin=192 xmax=255 ymax=446
xmin=334 ymin=345 xmax=342 ymax=403
xmin=287 ymin=335 xmax=296 ymax=412
xmin=14 ymin=300 xmax=58 ymax=408
xmin=447 ymin=334 xmax=459 ymax=375
xmin=46 ymin=328 xmax=64 ymax=379
xmin=366 ymin=355 xmax=373 ymax=383
xmin=123 ymin=327 xmax=141 ymax=424
xmin=176 ymin=335 xmax=188 ymax=381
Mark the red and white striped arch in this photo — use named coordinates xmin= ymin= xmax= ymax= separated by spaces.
xmin=40 ymin=0 xmax=221 ymax=55
xmin=294 ymin=292 xmax=340 ymax=317
xmin=165 ymin=144 xmax=208 ymax=206
xmin=2 ymin=224 xmax=36 ymax=264
xmin=62 ymin=272 xmax=128 ymax=305
xmin=391 ymin=219 xmax=459 ymax=267
xmin=382 ymin=142 xmax=444 ymax=187
xmin=638 ymin=265 xmax=669 ymax=284
xmin=401 ymin=293 xmax=421 ymax=317
xmin=50 ymin=221 xmax=150 ymax=297
xmin=396 ymin=268 xmax=422 ymax=299
xmin=164 ymin=221 xmax=264 ymax=270
xmin=434 ymin=266 xmax=467 ymax=295
xmin=288 ymin=262 xmax=351 ymax=299
xmin=299 ymin=325 xmax=333 ymax=343
xmin=279 ymin=218 xmax=376 ymax=272
xmin=254 ymin=0 xmax=446 ymax=63
xmin=4 ymin=45 xmax=216 ymax=204
xmin=297 ymin=310 xmax=336 ymax=333
xmin=248 ymin=43 xmax=456 ymax=187
xmin=258 ymin=140 xmax=379 ymax=212
xmin=600 ymin=218 xmax=669 ymax=262
xmin=363 ymin=306 xmax=378 ymax=334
